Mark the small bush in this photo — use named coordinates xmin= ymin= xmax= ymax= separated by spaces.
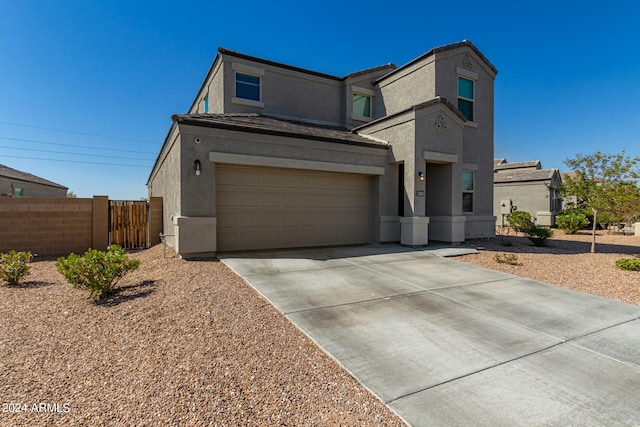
xmin=615 ymin=258 xmax=640 ymax=271
xmin=525 ymin=225 xmax=553 ymax=247
xmin=556 ymin=212 xmax=589 ymax=234
xmin=507 ymin=211 xmax=533 ymax=233
xmin=494 ymin=253 xmax=519 ymax=265
xmin=0 ymin=250 xmax=33 ymax=285
xmin=56 ymin=245 xmax=140 ymax=300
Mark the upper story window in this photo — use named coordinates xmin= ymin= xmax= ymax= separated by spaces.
xmin=203 ymin=96 xmax=209 ymax=113
xmin=462 ymin=170 xmax=474 ymax=213
xmin=13 ymin=187 xmax=23 ymax=197
xmin=457 ymin=76 xmax=474 ymax=122
xmin=353 ymin=94 xmax=371 ymax=118
xmin=236 ymin=72 xmax=261 ymax=102
xmin=351 ymin=86 xmax=375 ymax=121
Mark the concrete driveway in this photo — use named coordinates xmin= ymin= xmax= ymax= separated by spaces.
xmin=219 ymin=244 xmax=640 ymax=426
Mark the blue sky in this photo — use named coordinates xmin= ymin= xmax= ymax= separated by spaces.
xmin=1 ymin=1 xmax=638 ymax=199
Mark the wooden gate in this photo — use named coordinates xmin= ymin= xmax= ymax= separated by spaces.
xmin=109 ymin=200 xmax=149 ymax=249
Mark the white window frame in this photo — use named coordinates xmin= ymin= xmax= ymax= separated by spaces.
xmin=351 ymin=85 xmax=375 ymax=121
xmin=232 ymin=63 xmax=265 ymax=108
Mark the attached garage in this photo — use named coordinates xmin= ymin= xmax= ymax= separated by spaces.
xmin=216 ymin=164 xmax=371 ymax=251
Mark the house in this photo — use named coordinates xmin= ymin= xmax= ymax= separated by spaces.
xmin=148 ymin=40 xmax=498 ymax=258
xmin=494 ymin=159 xmax=562 ymax=227
xmin=0 ymin=163 xmax=68 ymax=198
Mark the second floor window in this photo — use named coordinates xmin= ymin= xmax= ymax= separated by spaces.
xmin=203 ymin=96 xmax=209 ymax=113
xmin=353 ymin=93 xmax=372 ymax=119
xmin=236 ymin=72 xmax=261 ymax=102
xmin=457 ymin=76 xmax=474 ymax=121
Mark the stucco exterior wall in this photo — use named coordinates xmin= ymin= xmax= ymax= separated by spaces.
xmin=220 ymin=58 xmax=344 ymax=125
xmin=148 ymin=128 xmax=181 ymax=249
xmin=494 ymin=181 xmax=554 ymax=227
xmin=376 ymin=58 xmax=436 ymax=118
xmin=0 ymin=176 xmax=67 ymax=198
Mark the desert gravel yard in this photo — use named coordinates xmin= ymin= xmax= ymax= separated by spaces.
xmin=459 ymin=230 xmax=640 ymax=306
xmin=2 ymin=230 xmax=638 ymax=426
xmin=0 ymin=245 xmax=405 ymax=426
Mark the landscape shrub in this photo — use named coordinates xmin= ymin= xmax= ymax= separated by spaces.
xmin=615 ymin=258 xmax=640 ymax=272
xmin=506 ymin=211 xmax=533 ymax=233
xmin=494 ymin=253 xmax=519 ymax=265
xmin=525 ymin=225 xmax=553 ymax=247
xmin=556 ymin=212 xmax=589 ymax=234
xmin=56 ymin=245 xmax=140 ymax=300
xmin=0 ymin=250 xmax=33 ymax=285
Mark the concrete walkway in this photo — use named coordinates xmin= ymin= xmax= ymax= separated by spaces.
xmin=219 ymin=244 xmax=640 ymax=426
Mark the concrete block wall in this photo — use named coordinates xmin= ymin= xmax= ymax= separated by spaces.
xmin=0 ymin=196 xmax=162 ymax=256
xmin=0 ymin=197 xmax=94 ymax=255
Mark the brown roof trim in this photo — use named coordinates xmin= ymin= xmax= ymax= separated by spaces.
xmin=172 ymin=113 xmax=389 ymax=149
xmin=353 ymin=96 xmax=466 ymax=132
xmin=376 ymin=40 xmax=498 ymax=84
xmin=219 ymin=48 xmax=342 ymax=81
xmin=343 ymin=63 xmax=397 ymax=79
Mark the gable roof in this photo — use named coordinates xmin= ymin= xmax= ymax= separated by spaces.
xmin=375 ymin=40 xmax=498 ymax=84
xmin=353 ymin=96 xmax=466 ymax=132
xmin=0 ymin=163 xmax=67 ymax=189
xmin=172 ymin=113 xmax=389 ymax=149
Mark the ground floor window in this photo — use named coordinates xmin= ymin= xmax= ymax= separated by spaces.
xmin=462 ymin=171 xmax=474 ymax=213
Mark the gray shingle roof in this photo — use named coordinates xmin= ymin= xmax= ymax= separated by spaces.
xmin=172 ymin=114 xmax=389 ymax=148
xmin=494 ymin=160 xmax=541 ymax=171
xmin=494 ymin=168 xmax=558 ymax=183
xmin=0 ymin=163 xmax=67 ymax=189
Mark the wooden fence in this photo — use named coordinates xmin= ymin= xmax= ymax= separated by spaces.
xmin=109 ymin=200 xmax=150 ymax=249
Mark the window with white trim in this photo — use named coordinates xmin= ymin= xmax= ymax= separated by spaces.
xmin=235 ymin=72 xmax=261 ymax=102
xmin=462 ymin=171 xmax=474 ymax=213
xmin=457 ymin=76 xmax=474 ymax=121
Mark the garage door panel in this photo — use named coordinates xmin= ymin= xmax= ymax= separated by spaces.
xmin=216 ymin=165 xmax=371 ymax=251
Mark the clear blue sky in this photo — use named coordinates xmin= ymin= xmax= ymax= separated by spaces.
xmin=1 ymin=1 xmax=638 ymax=199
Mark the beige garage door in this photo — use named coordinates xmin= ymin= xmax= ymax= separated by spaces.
xmin=216 ymin=164 xmax=371 ymax=251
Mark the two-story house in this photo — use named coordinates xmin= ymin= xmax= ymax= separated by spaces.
xmin=148 ymin=40 xmax=498 ymax=258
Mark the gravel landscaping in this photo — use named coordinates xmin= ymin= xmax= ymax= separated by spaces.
xmin=0 ymin=245 xmax=405 ymax=426
xmin=459 ymin=229 xmax=640 ymax=306
xmin=2 ymin=230 xmax=638 ymax=426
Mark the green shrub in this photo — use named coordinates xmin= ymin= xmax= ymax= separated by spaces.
xmin=494 ymin=253 xmax=519 ymax=265
xmin=0 ymin=250 xmax=33 ymax=285
xmin=525 ymin=225 xmax=553 ymax=247
xmin=507 ymin=211 xmax=533 ymax=232
xmin=556 ymin=212 xmax=589 ymax=234
xmin=615 ymin=258 xmax=640 ymax=271
xmin=56 ymin=245 xmax=140 ymax=300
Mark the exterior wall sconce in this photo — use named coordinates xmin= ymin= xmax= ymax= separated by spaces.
xmin=418 ymin=171 xmax=425 ymax=181
xmin=194 ymin=159 xmax=201 ymax=176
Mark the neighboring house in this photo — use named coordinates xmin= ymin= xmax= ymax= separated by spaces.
xmin=0 ymin=163 xmax=68 ymax=198
xmin=148 ymin=40 xmax=498 ymax=258
xmin=494 ymin=159 xmax=562 ymax=227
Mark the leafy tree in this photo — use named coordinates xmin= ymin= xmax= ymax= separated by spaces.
xmin=562 ymin=151 xmax=640 ymax=253
xmin=66 ymin=191 xmax=77 ymax=198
